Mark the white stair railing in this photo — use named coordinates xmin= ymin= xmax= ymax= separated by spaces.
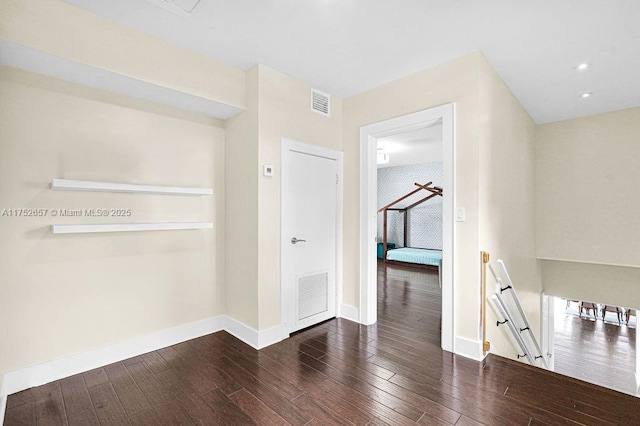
xmin=492 ymin=259 xmax=548 ymax=369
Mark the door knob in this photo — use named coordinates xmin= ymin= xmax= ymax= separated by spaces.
xmin=291 ymin=237 xmax=307 ymax=244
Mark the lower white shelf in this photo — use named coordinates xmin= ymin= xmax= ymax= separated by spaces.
xmin=51 ymin=222 xmax=213 ymax=234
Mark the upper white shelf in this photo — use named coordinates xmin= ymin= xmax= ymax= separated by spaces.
xmin=51 ymin=179 xmax=213 ymax=196
xmin=51 ymin=222 xmax=213 ymax=234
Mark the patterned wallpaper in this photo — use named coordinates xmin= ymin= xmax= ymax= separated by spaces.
xmin=377 ymin=162 xmax=443 ymax=250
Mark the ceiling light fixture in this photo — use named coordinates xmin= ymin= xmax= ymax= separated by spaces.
xmin=377 ymin=148 xmax=390 ymax=165
xmin=574 ymin=63 xmax=591 ymax=71
xmin=581 ymin=92 xmax=592 ymax=98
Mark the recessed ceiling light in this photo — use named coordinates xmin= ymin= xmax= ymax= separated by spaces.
xmin=574 ymin=63 xmax=590 ymax=71
xmin=581 ymin=92 xmax=592 ymax=98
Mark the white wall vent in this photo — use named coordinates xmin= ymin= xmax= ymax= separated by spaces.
xmin=311 ymin=88 xmax=330 ymax=117
xmin=297 ymin=272 xmax=329 ymax=321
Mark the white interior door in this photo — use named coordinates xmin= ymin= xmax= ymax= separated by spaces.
xmin=282 ymin=140 xmax=339 ymax=335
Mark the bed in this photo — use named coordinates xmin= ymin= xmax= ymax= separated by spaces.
xmin=386 ymin=247 xmax=442 ymax=267
xmin=378 ymin=181 xmax=443 ymax=269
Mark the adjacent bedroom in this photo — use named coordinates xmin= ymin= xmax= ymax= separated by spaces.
xmin=376 ymin=122 xmax=444 ymax=347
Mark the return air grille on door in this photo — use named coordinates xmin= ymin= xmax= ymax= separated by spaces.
xmin=297 ymin=272 xmax=328 ymax=320
xmin=311 ymin=88 xmax=330 ymax=117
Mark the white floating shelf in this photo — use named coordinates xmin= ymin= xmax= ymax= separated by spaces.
xmin=51 ymin=222 xmax=213 ymax=234
xmin=51 ymin=179 xmax=213 ymax=196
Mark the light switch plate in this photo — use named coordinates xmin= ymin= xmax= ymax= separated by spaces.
xmin=455 ymin=207 xmax=466 ymax=222
xmin=263 ymin=164 xmax=273 ymax=177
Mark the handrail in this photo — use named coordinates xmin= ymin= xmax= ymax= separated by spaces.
xmin=492 ymin=259 xmax=549 ymax=369
xmin=481 ymin=252 xmax=491 ymax=355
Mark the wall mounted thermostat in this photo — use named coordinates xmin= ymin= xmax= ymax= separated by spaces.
xmin=263 ymin=164 xmax=273 ymax=177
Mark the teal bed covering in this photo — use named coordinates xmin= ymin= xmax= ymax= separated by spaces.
xmin=386 ymin=247 xmax=442 ymax=266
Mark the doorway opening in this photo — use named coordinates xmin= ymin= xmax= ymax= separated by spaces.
xmin=550 ymin=296 xmax=638 ymax=396
xmin=376 ymin=123 xmax=444 ymax=347
xmin=359 ymin=104 xmax=455 ymax=353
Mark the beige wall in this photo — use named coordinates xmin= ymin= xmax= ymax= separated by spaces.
xmin=542 ymin=260 xmax=640 ymax=309
xmin=224 ymin=64 xmax=343 ymax=331
xmin=343 ymin=53 xmax=482 ymax=342
xmin=537 ymin=107 xmax=640 ymax=306
xmin=0 ymin=68 xmax=225 ymax=385
xmin=477 ymin=59 xmax=542 ymax=358
xmin=224 ymin=67 xmax=259 ymax=328
xmin=1 ymin=0 xmax=246 ymax=109
xmin=537 ymin=107 xmax=640 ymax=267
xmin=257 ymin=65 xmax=342 ymax=329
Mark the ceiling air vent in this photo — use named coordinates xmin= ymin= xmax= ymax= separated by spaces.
xmin=311 ymin=88 xmax=330 ymax=117
xmin=145 ymin=0 xmax=202 ymax=16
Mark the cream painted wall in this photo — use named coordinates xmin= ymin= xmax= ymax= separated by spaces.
xmin=537 ymin=107 xmax=640 ymax=267
xmin=542 ymin=260 xmax=640 ymax=309
xmin=224 ymin=67 xmax=260 ymax=329
xmin=477 ymin=59 xmax=542 ymax=359
xmin=343 ymin=53 xmax=482 ymax=342
xmin=0 ymin=67 xmax=225 ymax=387
xmin=224 ymin=65 xmax=342 ymax=331
xmin=537 ymin=107 xmax=640 ymax=307
xmin=256 ymin=65 xmax=342 ymax=329
xmin=0 ymin=0 xmax=246 ymax=109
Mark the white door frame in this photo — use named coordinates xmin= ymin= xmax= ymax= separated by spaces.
xmin=359 ymin=103 xmax=455 ymax=353
xmin=280 ymin=138 xmax=343 ymax=338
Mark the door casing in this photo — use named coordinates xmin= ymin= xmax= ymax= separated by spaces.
xmin=359 ymin=103 xmax=456 ymax=353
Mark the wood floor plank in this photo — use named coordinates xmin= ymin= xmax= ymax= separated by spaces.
xmin=67 ymin=408 xmax=100 ymax=426
xmin=33 ymin=381 xmax=67 ymax=426
xmin=291 ymin=393 xmax=354 ymax=425
xmin=5 ymin=389 xmax=34 ymax=410
xmin=211 ymin=356 xmax=312 ymax=425
xmin=3 ymin=399 xmax=35 ymax=426
xmin=199 ymin=388 xmax=257 ymax=425
xmin=88 ymin=382 xmax=130 ymax=425
xmin=173 ymin=391 xmax=224 ymax=425
xmin=140 ymin=351 xmax=172 ymax=375
xmin=125 ymin=361 xmax=173 ymax=406
xmin=296 ymin=352 xmax=425 ymax=422
xmin=103 ymin=362 xmax=151 ymax=417
xmin=159 ymin=344 xmax=242 ymax=395
xmin=227 ymin=388 xmax=289 ymax=425
xmin=83 ymin=368 xmax=109 ymax=389
xmin=417 ymin=413 xmax=455 ymax=426
xmin=214 ymin=339 xmax=306 ymax=400
xmin=151 ymin=401 xmax=193 ymax=425
xmin=60 ymin=374 xmax=92 ymax=416
xmin=127 ymin=407 xmax=164 ymax=426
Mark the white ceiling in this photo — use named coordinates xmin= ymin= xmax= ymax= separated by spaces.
xmin=65 ymin=0 xmax=640 ymax=123
xmin=377 ymin=123 xmax=442 ymax=168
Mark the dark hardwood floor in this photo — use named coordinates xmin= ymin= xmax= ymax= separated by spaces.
xmin=5 ymin=262 xmax=640 ymax=425
xmin=554 ymin=303 xmax=637 ymax=396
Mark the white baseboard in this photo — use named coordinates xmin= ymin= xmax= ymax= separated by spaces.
xmin=339 ymin=304 xmax=359 ymax=323
xmin=223 ymin=316 xmax=259 ymax=348
xmin=0 ymin=315 xmax=284 ymax=403
xmin=1 ymin=316 xmax=225 ymax=399
xmin=223 ymin=317 xmax=284 ymax=350
xmin=257 ymin=324 xmax=285 ymax=349
xmin=0 ymin=395 xmax=6 ymax=426
xmin=454 ymin=337 xmax=485 ymax=361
